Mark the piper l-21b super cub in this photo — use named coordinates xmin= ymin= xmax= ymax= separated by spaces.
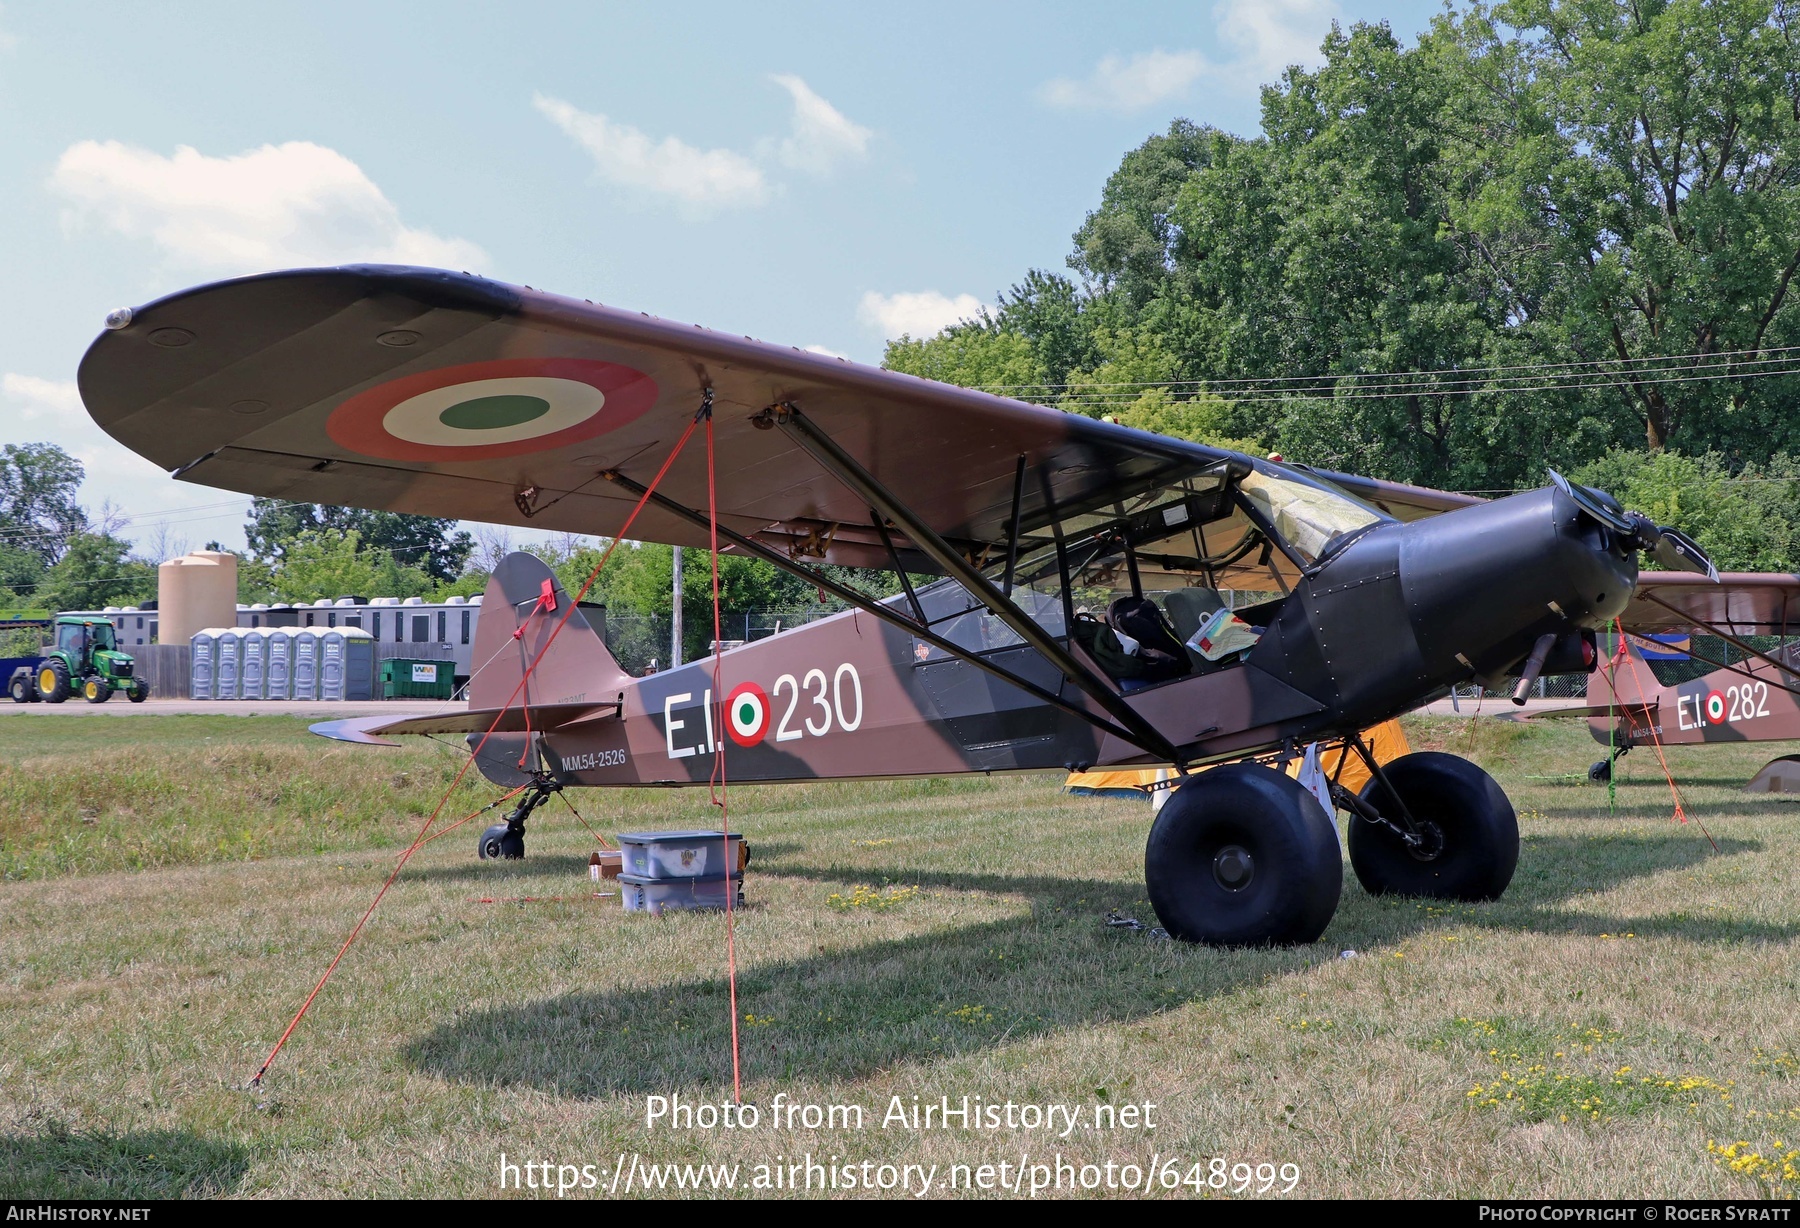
xmin=79 ymin=265 xmax=1748 ymax=947
xmin=1530 ymin=571 xmax=1800 ymax=790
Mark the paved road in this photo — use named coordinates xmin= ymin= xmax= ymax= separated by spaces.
xmin=0 ymin=698 xmax=466 ymax=718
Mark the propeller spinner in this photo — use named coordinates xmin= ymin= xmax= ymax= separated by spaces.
xmin=1548 ymin=470 xmax=1719 ymax=582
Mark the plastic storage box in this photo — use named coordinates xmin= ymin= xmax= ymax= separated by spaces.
xmin=618 ymin=872 xmax=744 ymax=915
xmin=617 ymin=831 xmax=744 ymax=880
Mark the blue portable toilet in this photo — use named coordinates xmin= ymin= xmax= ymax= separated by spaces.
xmin=292 ymin=629 xmax=320 ymax=700
xmin=240 ymin=629 xmax=268 ymax=700
xmin=214 ymin=629 xmax=244 ymax=700
xmin=189 ymin=628 xmax=221 ymax=701
xmin=264 ymin=629 xmax=294 ymax=700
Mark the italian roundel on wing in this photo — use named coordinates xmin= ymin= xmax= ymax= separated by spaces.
xmin=725 ymin=681 xmax=770 ymax=747
xmin=325 ymin=357 xmax=659 ymax=462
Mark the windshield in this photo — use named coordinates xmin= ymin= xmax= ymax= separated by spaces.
xmin=1238 ymin=466 xmax=1388 ymax=565
xmin=90 ymin=623 xmax=115 ymax=651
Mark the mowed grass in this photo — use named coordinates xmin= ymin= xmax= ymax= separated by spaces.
xmin=0 ymin=717 xmax=490 ymax=881
xmin=5 ymin=713 xmax=1800 ymax=1198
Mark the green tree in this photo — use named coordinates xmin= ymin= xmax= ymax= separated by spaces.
xmin=1572 ymin=448 xmax=1800 ymax=571
xmin=245 ymin=500 xmax=473 ymax=583
xmin=888 ymin=3 xmax=1800 ymax=502
xmin=0 ymin=544 xmax=44 ymax=606
xmin=1072 ymin=120 xmax=1221 ymax=309
xmin=266 ymin=529 xmax=437 ymax=604
xmin=0 ymin=443 xmax=87 ymax=566
xmin=34 ymin=533 xmax=155 ymax=612
xmin=1448 ymin=0 xmax=1800 ymax=455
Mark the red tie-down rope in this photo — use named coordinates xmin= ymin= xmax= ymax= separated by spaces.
xmin=251 ymin=411 xmax=705 ymax=1087
xmin=1610 ymin=617 xmax=1718 ymax=852
xmin=702 ymin=407 xmax=744 ymax=1102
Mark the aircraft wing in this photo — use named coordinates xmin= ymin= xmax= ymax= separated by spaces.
xmin=1620 ymin=572 xmax=1800 ymax=636
xmin=77 ymin=264 xmax=1477 ymax=575
xmin=1300 ymin=467 xmax=1483 ymax=521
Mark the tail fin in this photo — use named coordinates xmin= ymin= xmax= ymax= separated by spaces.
xmin=1591 ymin=631 xmax=1653 ymax=708
xmin=468 ymin=552 xmax=632 ymax=710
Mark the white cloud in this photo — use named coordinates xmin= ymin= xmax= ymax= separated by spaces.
xmin=50 ymin=140 xmax=486 ymax=275
xmin=534 ymin=94 xmax=769 ymax=211
xmin=1040 ymin=50 xmax=1210 ymax=112
xmin=1038 ymin=0 xmax=1339 ymax=112
xmin=537 ymin=76 xmax=870 ymax=209
xmin=2 ymin=374 xmax=83 ymax=423
xmin=857 ymin=290 xmax=984 ymax=340
xmin=770 ymin=75 xmax=872 ymax=174
xmin=1217 ymin=0 xmax=1340 ymax=76
xmin=0 ymin=373 xmax=253 ymax=553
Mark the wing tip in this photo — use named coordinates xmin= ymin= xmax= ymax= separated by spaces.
xmin=309 ymin=716 xmax=407 ymax=746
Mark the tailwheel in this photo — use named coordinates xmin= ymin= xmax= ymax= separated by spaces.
xmin=475 ymin=771 xmax=560 ymax=861
xmin=1144 ymin=762 xmax=1342 ymax=946
xmin=1348 ymin=751 xmax=1517 ymax=901
xmin=1587 ymin=744 xmax=1625 ymax=784
xmin=476 ymin=823 xmax=523 ymax=860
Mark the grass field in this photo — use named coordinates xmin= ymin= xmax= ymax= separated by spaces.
xmin=4 ymin=713 xmax=1800 ymax=1198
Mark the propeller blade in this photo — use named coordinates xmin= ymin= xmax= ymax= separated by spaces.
xmin=1548 ymin=469 xmax=1635 ymax=535
xmin=1548 ymin=469 xmax=1719 ymax=582
xmin=1649 ymin=527 xmax=1719 ymax=582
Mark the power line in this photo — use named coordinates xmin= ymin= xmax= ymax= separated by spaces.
xmin=973 ymin=341 xmax=1800 ymax=395
xmin=1022 ymin=359 xmax=1800 ymax=410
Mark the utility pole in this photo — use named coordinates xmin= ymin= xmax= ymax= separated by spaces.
xmin=670 ymin=545 xmax=683 ymax=668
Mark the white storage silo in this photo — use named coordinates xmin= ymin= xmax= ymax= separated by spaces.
xmin=159 ymin=551 xmax=238 ymax=646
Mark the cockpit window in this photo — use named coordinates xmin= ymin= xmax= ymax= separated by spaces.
xmin=1238 ymin=466 xmax=1388 ymax=566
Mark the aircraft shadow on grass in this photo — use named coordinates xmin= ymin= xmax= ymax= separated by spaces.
xmin=405 ymin=830 xmax=1774 ymax=1098
xmin=0 ymin=1126 xmax=249 ymax=1199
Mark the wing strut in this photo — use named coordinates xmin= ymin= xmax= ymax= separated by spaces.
xmin=601 ymin=471 xmax=1145 ymax=749
xmin=1638 ymin=592 xmax=1800 ymax=689
xmin=771 ymin=405 xmax=1186 ymax=766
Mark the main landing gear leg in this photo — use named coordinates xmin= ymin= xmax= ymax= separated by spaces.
xmin=477 ymin=772 xmax=563 ymax=861
xmin=1342 ymin=741 xmax=1518 ymax=901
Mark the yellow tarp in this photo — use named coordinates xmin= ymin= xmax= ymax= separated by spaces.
xmin=1063 ymin=719 xmax=1412 ymax=798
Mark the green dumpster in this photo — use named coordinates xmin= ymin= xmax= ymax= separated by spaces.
xmin=381 ymin=658 xmax=455 ymax=700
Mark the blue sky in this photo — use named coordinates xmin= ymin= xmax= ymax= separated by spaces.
xmin=0 ymin=0 xmax=1445 ymax=556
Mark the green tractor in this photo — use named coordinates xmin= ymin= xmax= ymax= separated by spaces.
xmin=7 ymin=616 xmax=150 ymax=704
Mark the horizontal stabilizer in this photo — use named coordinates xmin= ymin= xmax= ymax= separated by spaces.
xmin=1521 ymin=701 xmax=1657 ymax=723
xmin=310 ymin=702 xmax=620 ymax=746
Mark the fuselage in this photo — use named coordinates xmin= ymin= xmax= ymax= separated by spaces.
xmin=474 ymin=481 xmax=1637 ymax=790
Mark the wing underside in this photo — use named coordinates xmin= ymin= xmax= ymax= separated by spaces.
xmin=1621 ymin=572 xmax=1800 ymax=636
xmin=79 ymin=265 xmax=1479 ymax=590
